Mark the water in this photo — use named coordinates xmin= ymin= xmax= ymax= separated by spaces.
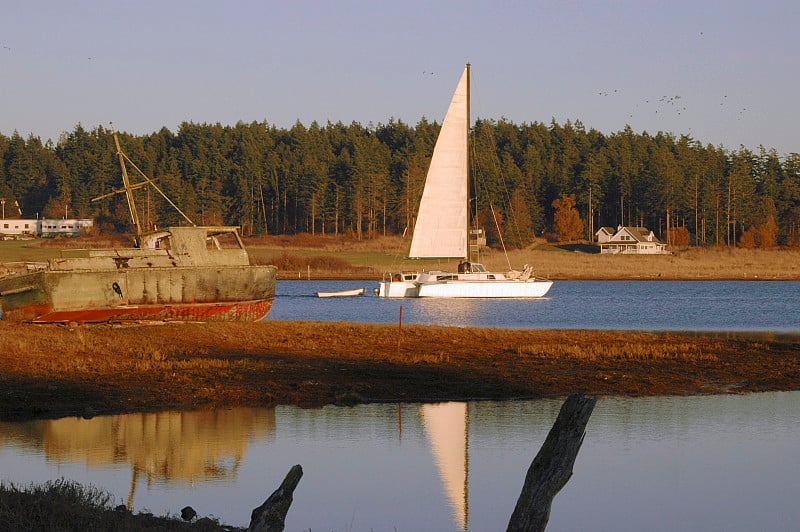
xmin=1 ymin=393 xmax=799 ymax=531
xmin=268 ymin=280 xmax=800 ymax=331
xmin=4 ymin=282 xmax=798 ymax=529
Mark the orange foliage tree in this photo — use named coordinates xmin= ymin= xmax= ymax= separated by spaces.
xmin=551 ymin=194 xmax=583 ymax=241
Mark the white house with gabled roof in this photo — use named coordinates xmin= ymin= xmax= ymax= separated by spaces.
xmin=596 ymin=225 xmax=669 ymax=254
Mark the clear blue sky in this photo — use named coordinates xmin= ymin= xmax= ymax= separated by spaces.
xmin=2 ymin=0 xmax=797 ymax=155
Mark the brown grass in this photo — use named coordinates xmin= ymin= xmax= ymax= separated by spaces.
xmin=6 ymin=234 xmax=800 ymax=279
xmin=243 ymin=234 xmax=800 ymax=280
xmin=1 ymin=321 xmax=798 ymax=421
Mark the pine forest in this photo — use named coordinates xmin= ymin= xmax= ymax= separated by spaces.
xmin=1 ymin=119 xmax=798 ymax=248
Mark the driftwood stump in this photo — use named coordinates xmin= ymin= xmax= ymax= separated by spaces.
xmin=507 ymin=393 xmax=597 ymax=532
xmin=248 ymin=464 xmax=303 ymax=532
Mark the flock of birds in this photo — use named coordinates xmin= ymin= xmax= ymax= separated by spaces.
xmin=595 ymin=87 xmax=750 ymax=123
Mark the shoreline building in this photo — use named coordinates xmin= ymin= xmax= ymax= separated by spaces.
xmin=0 ymin=218 xmax=94 ymax=239
xmin=596 ymin=225 xmax=669 ymax=254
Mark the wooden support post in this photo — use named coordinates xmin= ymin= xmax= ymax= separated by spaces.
xmin=506 ymin=393 xmax=597 ymax=532
xmin=248 ymin=464 xmax=303 ymax=532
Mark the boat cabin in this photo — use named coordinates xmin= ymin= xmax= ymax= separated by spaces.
xmin=457 ymin=261 xmax=487 ymax=273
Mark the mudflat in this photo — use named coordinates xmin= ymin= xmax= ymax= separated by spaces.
xmin=1 ymin=320 xmax=798 ymax=421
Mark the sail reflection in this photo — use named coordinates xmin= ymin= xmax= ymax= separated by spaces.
xmin=421 ymin=402 xmax=469 ymax=531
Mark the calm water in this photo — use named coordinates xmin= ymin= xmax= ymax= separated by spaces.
xmin=267 ymin=280 xmax=800 ymax=331
xmin=3 ymin=282 xmax=798 ymax=530
xmin=1 ymin=393 xmax=798 ymax=531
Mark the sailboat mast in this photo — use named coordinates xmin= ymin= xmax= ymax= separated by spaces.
xmin=465 ymin=63 xmax=471 ymax=261
xmin=112 ymin=131 xmax=143 ymax=246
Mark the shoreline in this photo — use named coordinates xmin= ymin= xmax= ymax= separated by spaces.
xmin=2 ymin=321 xmax=798 ymax=422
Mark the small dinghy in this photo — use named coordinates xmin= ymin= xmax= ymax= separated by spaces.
xmin=316 ymin=287 xmax=365 ymax=298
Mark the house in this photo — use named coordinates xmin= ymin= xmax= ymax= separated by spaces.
xmin=596 ymin=225 xmax=669 ymax=254
xmin=595 ymin=226 xmax=616 ymax=244
xmin=0 ymin=218 xmax=93 ymax=239
xmin=39 ymin=218 xmax=94 ymax=238
xmin=0 ymin=219 xmax=37 ymax=239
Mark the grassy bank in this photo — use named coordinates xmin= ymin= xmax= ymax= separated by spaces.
xmin=5 ymin=234 xmax=800 ymax=280
xmin=1 ymin=321 xmax=798 ymax=422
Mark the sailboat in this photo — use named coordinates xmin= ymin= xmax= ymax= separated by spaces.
xmin=376 ymin=64 xmax=553 ymax=298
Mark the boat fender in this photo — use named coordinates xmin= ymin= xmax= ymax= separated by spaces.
xmin=112 ymin=282 xmax=124 ymax=298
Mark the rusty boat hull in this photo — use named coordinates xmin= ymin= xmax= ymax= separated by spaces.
xmin=0 ymin=264 xmax=277 ymax=323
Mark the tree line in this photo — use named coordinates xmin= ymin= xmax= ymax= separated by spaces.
xmin=0 ymin=119 xmax=798 ymax=248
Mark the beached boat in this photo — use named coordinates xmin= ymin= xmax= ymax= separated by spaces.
xmin=316 ymin=287 xmax=365 ymax=298
xmin=377 ymin=64 xmax=552 ymax=298
xmin=0 ymin=131 xmax=277 ymax=323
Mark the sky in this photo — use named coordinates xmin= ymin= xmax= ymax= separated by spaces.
xmin=1 ymin=0 xmax=798 ymax=156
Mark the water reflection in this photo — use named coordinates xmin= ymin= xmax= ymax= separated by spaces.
xmin=0 ymin=408 xmax=275 ymax=509
xmin=1 ymin=394 xmax=799 ymax=531
xmin=421 ymin=402 xmax=469 ymax=530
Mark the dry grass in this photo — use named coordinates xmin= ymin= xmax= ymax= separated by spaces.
xmin=244 ymin=235 xmax=800 ymax=280
xmin=1 ymin=321 xmax=798 ymax=421
xmin=6 ymin=234 xmax=800 ymax=279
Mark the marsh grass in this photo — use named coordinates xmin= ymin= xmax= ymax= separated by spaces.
xmin=515 ymin=341 xmax=719 ymax=361
xmin=0 ymin=479 xmax=231 ymax=531
xmin=1 ymin=321 xmax=798 ymax=419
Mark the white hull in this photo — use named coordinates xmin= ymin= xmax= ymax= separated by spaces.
xmin=416 ymin=278 xmax=552 ymax=298
xmin=317 ymin=288 xmax=365 ymax=298
xmin=377 ymin=280 xmax=419 ymax=298
xmin=377 ymin=269 xmax=552 ymax=298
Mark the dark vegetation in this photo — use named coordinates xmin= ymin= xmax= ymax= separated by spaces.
xmin=0 ymin=120 xmax=798 ymax=250
xmin=0 ymin=479 xmax=233 ymax=531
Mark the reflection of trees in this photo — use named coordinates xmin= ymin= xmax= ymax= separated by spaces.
xmin=2 ymin=408 xmax=275 ymax=484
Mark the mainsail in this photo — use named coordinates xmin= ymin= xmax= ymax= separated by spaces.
xmin=408 ymin=66 xmax=470 ymax=259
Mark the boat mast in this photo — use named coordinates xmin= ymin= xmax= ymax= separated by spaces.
xmin=465 ymin=62 xmax=471 ymax=261
xmin=112 ymin=130 xmax=143 ymax=246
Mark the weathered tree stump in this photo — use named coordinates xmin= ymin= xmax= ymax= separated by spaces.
xmin=248 ymin=464 xmax=303 ymax=532
xmin=507 ymin=393 xmax=597 ymax=532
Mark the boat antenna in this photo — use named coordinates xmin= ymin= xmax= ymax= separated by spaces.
xmin=112 ymin=125 xmax=143 ymax=246
xmin=93 ymin=124 xmax=195 ymax=246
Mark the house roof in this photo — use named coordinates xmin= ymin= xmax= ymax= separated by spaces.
xmin=625 ymin=226 xmax=663 ymax=243
xmin=599 ymin=226 xmax=665 ymax=245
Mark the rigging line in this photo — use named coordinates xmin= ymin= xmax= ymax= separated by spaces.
xmin=121 ymin=152 xmax=195 ymax=227
xmin=489 ymin=200 xmax=512 ymax=270
xmin=472 ymin=121 xmax=515 ymax=269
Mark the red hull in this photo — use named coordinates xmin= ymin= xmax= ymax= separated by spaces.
xmin=5 ymin=298 xmax=273 ymax=324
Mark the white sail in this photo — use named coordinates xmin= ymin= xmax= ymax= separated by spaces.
xmin=408 ymin=66 xmax=469 ymax=259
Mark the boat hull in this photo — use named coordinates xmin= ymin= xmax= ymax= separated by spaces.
xmin=0 ymin=265 xmax=277 ymax=323
xmin=376 ymin=280 xmax=420 ymax=298
xmin=415 ymin=279 xmax=552 ymax=298
xmin=377 ymin=277 xmax=553 ymax=298
xmin=317 ymin=288 xmax=365 ymax=298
